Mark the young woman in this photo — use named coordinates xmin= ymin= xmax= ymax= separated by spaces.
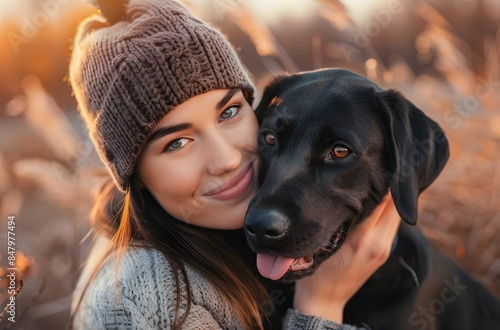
xmin=69 ymin=0 xmax=400 ymax=329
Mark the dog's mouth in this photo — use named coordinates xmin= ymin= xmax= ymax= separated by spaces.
xmin=256 ymin=220 xmax=351 ymax=282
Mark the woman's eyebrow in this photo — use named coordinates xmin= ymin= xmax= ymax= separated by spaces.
xmin=216 ymin=88 xmax=239 ymax=110
xmin=147 ymin=123 xmax=192 ymax=144
xmin=147 ymin=89 xmax=239 ymax=145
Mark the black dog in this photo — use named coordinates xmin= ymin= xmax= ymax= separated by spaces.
xmin=244 ymin=69 xmax=500 ymax=329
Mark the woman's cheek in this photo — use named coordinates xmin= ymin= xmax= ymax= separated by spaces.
xmin=242 ymin=112 xmax=259 ymax=151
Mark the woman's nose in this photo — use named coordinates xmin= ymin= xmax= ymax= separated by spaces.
xmin=205 ymin=129 xmax=242 ymax=176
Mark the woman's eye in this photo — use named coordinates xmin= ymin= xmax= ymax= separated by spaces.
xmin=264 ymin=132 xmax=276 ymax=145
xmin=219 ymin=105 xmax=239 ymax=121
xmin=329 ymin=145 xmax=350 ymax=159
xmin=164 ymin=138 xmax=190 ymax=152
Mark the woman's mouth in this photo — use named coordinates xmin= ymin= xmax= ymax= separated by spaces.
xmin=204 ymin=165 xmax=254 ymax=201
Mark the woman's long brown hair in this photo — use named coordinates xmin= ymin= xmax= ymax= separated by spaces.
xmin=70 ymin=178 xmax=270 ymax=329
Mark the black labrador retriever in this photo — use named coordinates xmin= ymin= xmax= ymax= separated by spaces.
xmin=244 ymin=69 xmax=500 ymax=329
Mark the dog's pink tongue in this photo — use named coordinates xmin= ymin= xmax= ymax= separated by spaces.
xmin=256 ymin=254 xmax=295 ymax=280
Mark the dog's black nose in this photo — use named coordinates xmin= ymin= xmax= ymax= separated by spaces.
xmin=245 ymin=209 xmax=288 ymax=244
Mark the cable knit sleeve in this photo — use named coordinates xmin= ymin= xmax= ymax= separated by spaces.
xmin=72 ymin=241 xmax=231 ymax=329
xmin=283 ymin=309 xmax=368 ymax=330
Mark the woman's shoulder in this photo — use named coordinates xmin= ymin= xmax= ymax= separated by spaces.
xmin=72 ymin=236 xmax=190 ymax=329
xmin=72 ymin=235 xmax=241 ymax=329
xmin=77 ymin=236 xmax=190 ymax=295
xmin=117 ymin=243 xmax=175 ymax=283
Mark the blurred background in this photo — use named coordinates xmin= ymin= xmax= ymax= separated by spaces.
xmin=0 ymin=0 xmax=499 ymax=328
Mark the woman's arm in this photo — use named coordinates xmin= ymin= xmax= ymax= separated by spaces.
xmin=283 ymin=309 xmax=367 ymax=330
xmin=292 ymin=191 xmax=400 ymax=324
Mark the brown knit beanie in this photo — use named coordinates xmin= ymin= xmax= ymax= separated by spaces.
xmin=70 ymin=0 xmax=255 ymax=191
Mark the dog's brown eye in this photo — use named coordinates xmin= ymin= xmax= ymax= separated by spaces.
xmin=331 ymin=145 xmax=350 ymax=159
xmin=264 ymin=133 xmax=276 ymax=145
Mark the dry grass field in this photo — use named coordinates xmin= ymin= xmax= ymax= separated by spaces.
xmin=0 ymin=0 xmax=498 ymax=328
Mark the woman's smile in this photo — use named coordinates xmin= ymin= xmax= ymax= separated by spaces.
xmin=204 ymin=163 xmax=254 ymax=201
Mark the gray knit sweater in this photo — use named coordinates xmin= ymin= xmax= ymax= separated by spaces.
xmin=72 ymin=237 xmax=364 ymax=329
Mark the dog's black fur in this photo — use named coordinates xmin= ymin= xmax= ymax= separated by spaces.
xmin=244 ymin=69 xmax=500 ymax=329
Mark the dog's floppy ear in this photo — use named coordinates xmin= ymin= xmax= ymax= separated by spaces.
xmin=379 ymin=89 xmax=449 ymax=225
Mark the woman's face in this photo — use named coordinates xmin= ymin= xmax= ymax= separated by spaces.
xmin=137 ymin=89 xmax=260 ymax=229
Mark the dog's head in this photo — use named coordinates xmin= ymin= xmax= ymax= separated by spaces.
xmin=245 ymin=68 xmax=449 ymax=281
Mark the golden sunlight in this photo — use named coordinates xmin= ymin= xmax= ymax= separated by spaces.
xmin=0 ymin=0 xmax=21 ymax=18
xmin=247 ymin=0 xmax=315 ymax=22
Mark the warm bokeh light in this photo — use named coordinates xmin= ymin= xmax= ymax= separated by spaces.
xmin=244 ymin=0 xmax=317 ymax=22
xmin=340 ymin=0 xmax=388 ymax=23
xmin=0 ymin=0 xmax=21 ymax=18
